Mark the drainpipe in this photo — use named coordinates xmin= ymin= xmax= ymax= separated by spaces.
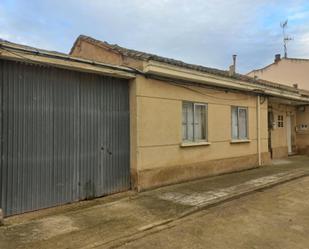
xmin=0 ymin=208 xmax=3 ymax=226
xmin=257 ymin=95 xmax=262 ymax=166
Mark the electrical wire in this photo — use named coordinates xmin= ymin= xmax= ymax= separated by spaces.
xmin=0 ymin=46 xmax=46 ymax=66
xmin=2 ymin=45 xmax=298 ymax=107
xmin=0 ymin=46 xmax=257 ymax=103
xmin=0 ymin=45 xmax=140 ymax=74
xmin=167 ymin=81 xmax=260 ymax=101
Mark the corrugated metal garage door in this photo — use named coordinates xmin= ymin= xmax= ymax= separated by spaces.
xmin=0 ymin=59 xmax=130 ymax=216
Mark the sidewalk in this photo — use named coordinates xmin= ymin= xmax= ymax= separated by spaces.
xmin=1 ymin=156 xmax=309 ymax=249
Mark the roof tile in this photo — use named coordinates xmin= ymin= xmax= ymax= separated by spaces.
xmin=74 ymin=35 xmax=305 ymax=94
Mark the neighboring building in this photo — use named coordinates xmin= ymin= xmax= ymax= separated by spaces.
xmin=248 ymin=55 xmax=309 ymax=155
xmin=1 ymin=38 xmax=309 ymax=217
xmin=248 ymin=54 xmax=309 ymax=91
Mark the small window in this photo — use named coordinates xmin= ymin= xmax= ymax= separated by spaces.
xmin=278 ymin=115 xmax=284 ymax=128
xmin=182 ymin=102 xmax=207 ymax=142
xmin=231 ymin=106 xmax=248 ymax=140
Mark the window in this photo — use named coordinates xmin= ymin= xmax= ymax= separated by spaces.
xmin=278 ymin=115 xmax=284 ymax=128
xmin=231 ymin=106 xmax=248 ymax=140
xmin=182 ymin=102 xmax=207 ymax=142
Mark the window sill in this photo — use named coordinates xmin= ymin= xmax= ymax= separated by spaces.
xmin=180 ymin=141 xmax=211 ymax=147
xmin=230 ymin=139 xmax=251 ymax=144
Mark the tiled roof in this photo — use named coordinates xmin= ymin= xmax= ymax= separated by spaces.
xmin=73 ymin=35 xmax=304 ymax=94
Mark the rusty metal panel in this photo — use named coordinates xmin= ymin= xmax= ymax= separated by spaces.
xmin=0 ymin=59 xmax=130 ymax=216
xmin=78 ymin=72 xmax=130 ymax=199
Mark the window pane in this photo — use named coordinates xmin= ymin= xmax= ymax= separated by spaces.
xmin=187 ymin=104 xmax=194 ymax=141
xmin=194 ymin=105 xmax=206 ymax=140
xmin=182 ymin=102 xmax=194 ymax=141
xmin=182 ymin=104 xmax=188 ymax=140
xmin=238 ymin=108 xmax=248 ymax=139
xmin=231 ymin=107 xmax=238 ymax=139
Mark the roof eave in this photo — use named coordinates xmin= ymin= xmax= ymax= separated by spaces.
xmin=144 ymin=60 xmax=309 ymax=104
xmin=0 ymin=40 xmax=137 ymax=79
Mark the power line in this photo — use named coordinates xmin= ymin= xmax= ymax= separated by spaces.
xmin=168 ymin=81 xmax=256 ymax=101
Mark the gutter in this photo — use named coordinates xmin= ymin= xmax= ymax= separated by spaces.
xmin=144 ymin=61 xmax=309 ymax=104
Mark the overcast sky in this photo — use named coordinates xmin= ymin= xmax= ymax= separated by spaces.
xmin=1 ymin=0 xmax=309 ymax=73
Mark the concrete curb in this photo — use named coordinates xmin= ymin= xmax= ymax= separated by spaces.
xmin=176 ymin=170 xmax=307 ymax=220
xmin=89 ymin=170 xmax=308 ymax=249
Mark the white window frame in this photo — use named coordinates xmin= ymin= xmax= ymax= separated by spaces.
xmin=231 ymin=106 xmax=249 ymax=140
xmin=182 ymin=101 xmax=208 ymax=142
xmin=278 ymin=115 xmax=284 ymax=128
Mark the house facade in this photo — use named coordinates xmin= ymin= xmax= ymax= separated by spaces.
xmin=71 ymin=36 xmax=309 ymax=190
xmin=248 ymin=55 xmax=309 ymax=155
xmin=1 ymin=38 xmax=309 ymax=216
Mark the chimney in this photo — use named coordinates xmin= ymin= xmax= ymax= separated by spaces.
xmin=274 ymin=54 xmax=281 ymax=63
xmin=229 ymin=54 xmax=237 ymax=76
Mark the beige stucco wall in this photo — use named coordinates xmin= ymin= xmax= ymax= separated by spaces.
xmin=134 ymin=75 xmax=270 ymax=189
xmin=248 ymin=59 xmax=309 ymax=91
xmin=71 ymin=39 xmax=123 ymax=65
xmin=71 ymin=39 xmax=144 ymax=70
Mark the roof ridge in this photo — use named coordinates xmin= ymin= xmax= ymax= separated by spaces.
xmin=73 ymin=35 xmax=230 ymax=73
xmin=248 ymin=57 xmax=309 ymax=74
xmin=285 ymin=57 xmax=309 ymax=62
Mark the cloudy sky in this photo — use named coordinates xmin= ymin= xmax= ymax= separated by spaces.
xmin=1 ymin=0 xmax=309 ymax=73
